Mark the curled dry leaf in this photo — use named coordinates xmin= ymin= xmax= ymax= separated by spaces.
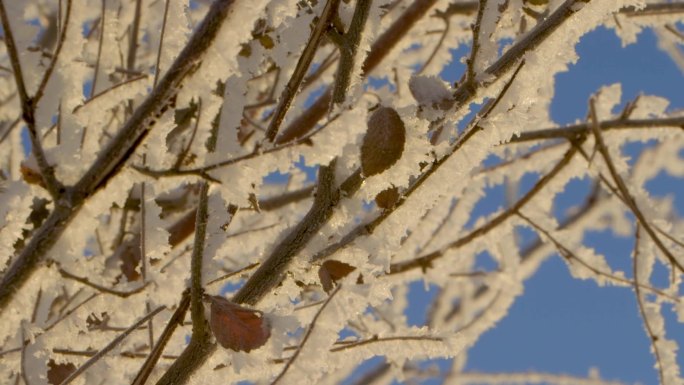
xmin=360 ymin=107 xmax=406 ymax=177
xmin=318 ymin=260 xmax=357 ymax=293
xmin=206 ymin=295 xmax=270 ymax=352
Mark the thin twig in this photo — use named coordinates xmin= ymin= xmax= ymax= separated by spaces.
xmin=389 ymin=144 xmax=579 ymax=274
xmin=330 ymin=334 xmax=443 ymax=353
xmin=587 ymin=98 xmax=684 ymax=273
xmin=633 ymin=226 xmax=665 ymax=385
xmin=466 ymin=0 xmax=488 ymax=83
xmin=90 ymin=0 xmax=106 ymax=99
xmin=131 ymin=290 xmax=191 ymax=385
xmin=509 ymin=115 xmax=684 ymax=143
xmin=58 ymin=268 xmax=147 ymax=298
xmin=153 ymin=0 xmax=171 ymax=87
xmin=33 ymin=0 xmax=73 ymax=105
xmin=271 ymin=285 xmax=341 ymax=385
xmin=58 ymin=306 xmax=165 ymax=385
xmin=518 ymin=213 xmax=678 ymax=302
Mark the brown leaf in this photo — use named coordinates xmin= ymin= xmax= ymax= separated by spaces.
xmin=47 ymin=360 xmax=76 ymax=385
xmin=20 ymin=161 xmax=45 ymax=188
xmin=207 ymin=295 xmax=270 ymax=352
xmin=319 ymin=260 xmax=356 ymax=293
xmin=375 ymin=186 xmax=400 ymax=210
xmin=361 ymin=107 xmax=406 ymax=176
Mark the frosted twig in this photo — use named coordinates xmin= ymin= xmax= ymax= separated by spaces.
xmin=509 ymin=115 xmax=684 ymax=143
xmin=0 ymin=0 xmax=64 ymax=198
xmin=278 ymin=0 xmax=449 ymax=143
xmin=450 ymin=0 xmax=590 ymax=111
xmin=330 ymin=334 xmax=443 ymax=353
xmin=131 ymin=290 xmax=190 ymax=385
xmin=518 ymin=213 xmax=678 ymax=302
xmin=58 ymin=268 xmax=148 ymax=298
xmin=154 ymin=182 xmax=217 ymax=385
xmin=90 ymin=0 xmax=106 ymax=99
xmin=588 ymin=98 xmax=684 ymax=274
xmin=466 ymin=0 xmax=488 ymax=83
xmin=153 ymin=0 xmax=171 ymax=87
xmin=389 ymin=144 xmax=579 ymax=274
xmin=271 ymin=285 xmax=341 ymax=385
xmin=331 ymin=0 xmax=372 ymax=106
xmin=264 ymin=0 xmax=341 ymax=142
xmin=233 ymin=159 xmax=339 ymax=305
xmin=58 ymin=305 xmax=165 ymax=385
xmin=632 ymin=226 xmax=665 ymax=385
xmin=33 ymin=0 xmax=73 ymax=106
xmin=448 ymin=370 xmax=633 ymax=385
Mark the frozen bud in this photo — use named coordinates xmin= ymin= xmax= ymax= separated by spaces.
xmin=361 ymin=107 xmax=406 ymax=176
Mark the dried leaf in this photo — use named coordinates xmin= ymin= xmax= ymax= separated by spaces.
xmin=361 ymin=107 xmax=406 ymax=176
xmin=207 ymin=295 xmax=270 ymax=352
xmin=47 ymin=360 xmax=76 ymax=385
xmin=319 ymin=260 xmax=356 ymax=293
xmin=20 ymin=161 xmax=44 ymax=188
xmin=375 ymin=186 xmax=399 ymax=210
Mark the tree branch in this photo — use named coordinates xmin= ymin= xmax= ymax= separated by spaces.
xmin=154 ymin=182 xmax=215 ymax=385
xmin=233 ymin=159 xmax=339 ymax=305
xmin=331 ymin=0 xmax=372 ymax=106
xmin=264 ymin=0 xmax=341 ymax=142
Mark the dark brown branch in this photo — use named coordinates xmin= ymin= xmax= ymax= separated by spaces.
xmin=132 ymin=290 xmax=190 ymax=385
xmin=465 ymin=0 xmax=488 ymax=83
xmin=264 ymin=0 xmax=341 ymax=142
xmin=233 ymin=159 xmax=339 ymax=305
xmin=331 ymin=0 xmax=372 ymax=106
xmin=509 ymin=115 xmax=684 ymax=143
xmin=154 ymin=182 xmax=215 ymax=385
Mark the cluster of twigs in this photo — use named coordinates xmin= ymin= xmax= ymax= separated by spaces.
xmin=0 ymin=0 xmax=682 ymax=384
